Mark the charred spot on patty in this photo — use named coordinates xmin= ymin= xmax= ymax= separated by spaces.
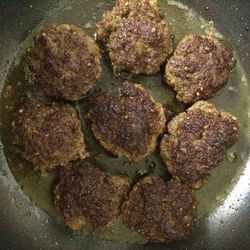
xmin=160 ymin=101 xmax=239 ymax=189
xmin=122 ymin=176 xmax=197 ymax=242
xmin=12 ymin=96 xmax=88 ymax=172
xmin=54 ymin=161 xmax=130 ymax=231
xmin=89 ymin=81 xmax=166 ymax=161
xmin=165 ymin=34 xmax=234 ymax=103
xmin=29 ymin=24 xmax=102 ymax=101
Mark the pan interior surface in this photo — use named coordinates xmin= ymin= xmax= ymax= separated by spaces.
xmin=0 ymin=0 xmax=249 ymax=246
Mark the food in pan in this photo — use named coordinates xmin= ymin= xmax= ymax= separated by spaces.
xmin=4 ymin=0 xmax=241 ymax=244
xmin=115 ymin=0 xmax=163 ymax=19
xmin=122 ymin=176 xmax=197 ymax=242
xmin=165 ymin=34 xmax=234 ymax=103
xmin=160 ymin=101 xmax=239 ymax=189
xmin=28 ymin=24 xmax=102 ymax=101
xmin=97 ymin=0 xmax=164 ymax=42
xmin=11 ymin=96 xmax=88 ymax=172
xmin=97 ymin=0 xmax=172 ymax=75
xmin=89 ymin=81 xmax=166 ymax=161
xmin=54 ymin=161 xmax=130 ymax=231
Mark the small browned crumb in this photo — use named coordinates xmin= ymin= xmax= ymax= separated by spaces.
xmin=163 ymin=105 xmax=175 ymax=125
xmin=12 ymin=96 xmax=88 ymax=172
xmin=160 ymin=101 xmax=239 ymax=189
xmin=54 ymin=161 xmax=130 ymax=231
xmin=165 ymin=34 xmax=234 ymax=103
xmin=122 ymin=176 xmax=197 ymax=242
xmin=29 ymin=24 xmax=102 ymax=101
xmin=97 ymin=0 xmax=172 ymax=75
xmin=89 ymin=81 xmax=166 ymax=161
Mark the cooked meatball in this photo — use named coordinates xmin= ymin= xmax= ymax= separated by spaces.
xmin=29 ymin=24 xmax=102 ymax=101
xmin=97 ymin=0 xmax=172 ymax=75
xmin=122 ymin=176 xmax=197 ymax=242
xmin=12 ymin=97 xmax=88 ymax=172
xmin=54 ymin=161 xmax=130 ymax=231
xmin=89 ymin=81 xmax=166 ymax=161
xmin=108 ymin=15 xmax=172 ymax=75
xmin=165 ymin=34 xmax=234 ymax=103
xmin=115 ymin=0 xmax=163 ymax=19
xmin=97 ymin=0 xmax=163 ymax=42
xmin=160 ymin=101 xmax=239 ymax=189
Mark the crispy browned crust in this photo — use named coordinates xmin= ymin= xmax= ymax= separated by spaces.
xmin=12 ymin=97 xmax=88 ymax=172
xmin=107 ymin=15 xmax=172 ymax=75
xmin=54 ymin=161 xmax=130 ymax=231
xmin=160 ymin=101 xmax=239 ymax=189
xmin=122 ymin=176 xmax=197 ymax=242
xmin=115 ymin=0 xmax=163 ymax=19
xmin=97 ymin=0 xmax=163 ymax=42
xmin=165 ymin=34 xmax=234 ymax=103
xmin=97 ymin=0 xmax=172 ymax=75
xmin=29 ymin=24 xmax=102 ymax=101
xmin=89 ymin=81 xmax=166 ymax=161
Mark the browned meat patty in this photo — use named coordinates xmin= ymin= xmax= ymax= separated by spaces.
xmin=29 ymin=24 xmax=102 ymax=101
xmin=122 ymin=176 xmax=197 ymax=242
xmin=115 ymin=0 xmax=163 ymax=18
xmin=97 ymin=0 xmax=163 ymax=42
xmin=54 ymin=161 xmax=130 ymax=231
xmin=165 ymin=34 xmax=234 ymax=103
xmin=118 ymin=0 xmax=163 ymax=17
xmin=89 ymin=81 xmax=166 ymax=161
xmin=160 ymin=101 xmax=239 ymax=189
xmin=97 ymin=0 xmax=172 ymax=75
xmin=12 ymin=97 xmax=88 ymax=172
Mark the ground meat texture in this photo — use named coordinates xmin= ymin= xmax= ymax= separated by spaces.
xmin=165 ymin=35 xmax=234 ymax=103
xmin=29 ymin=24 xmax=102 ymax=101
xmin=122 ymin=176 xmax=197 ymax=242
xmin=160 ymin=101 xmax=239 ymax=189
xmin=97 ymin=0 xmax=172 ymax=75
xmin=12 ymin=97 xmax=88 ymax=172
xmin=115 ymin=0 xmax=163 ymax=19
xmin=54 ymin=161 xmax=130 ymax=231
xmin=97 ymin=0 xmax=163 ymax=42
xmin=89 ymin=81 xmax=166 ymax=161
xmin=108 ymin=15 xmax=172 ymax=75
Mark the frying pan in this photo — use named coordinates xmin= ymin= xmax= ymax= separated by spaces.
xmin=0 ymin=0 xmax=250 ymax=249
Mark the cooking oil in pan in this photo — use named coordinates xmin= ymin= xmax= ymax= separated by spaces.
xmin=0 ymin=0 xmax=249 ymax=243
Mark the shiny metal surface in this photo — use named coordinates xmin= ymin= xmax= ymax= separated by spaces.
xmin=0 ymin=0 xmax=249 ymax=249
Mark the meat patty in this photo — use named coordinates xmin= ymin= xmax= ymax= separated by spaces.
xmin=54 ymin=161 xmax=130 ymax=231
xmin=160 ymin=101 xmax=239 ymax=189
xmin=29 ymin=24 xmax=102 ymax=101
xmin=115 ymin=0 xmax=163 ymax=19
xmin=12 ymin=97 xmax=88 ymax=172
xmin=97 ymin=0 xmax=163 ymax=42
xmin=122 ymin=176 xmax=197 ymax=242
xmin=97 ymin=0 xmax=172 ymax=75
xmin=165 ymin=35 xmax=234 ymax=103
xmin=89 ymin=81 xmax=166 ymax=161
